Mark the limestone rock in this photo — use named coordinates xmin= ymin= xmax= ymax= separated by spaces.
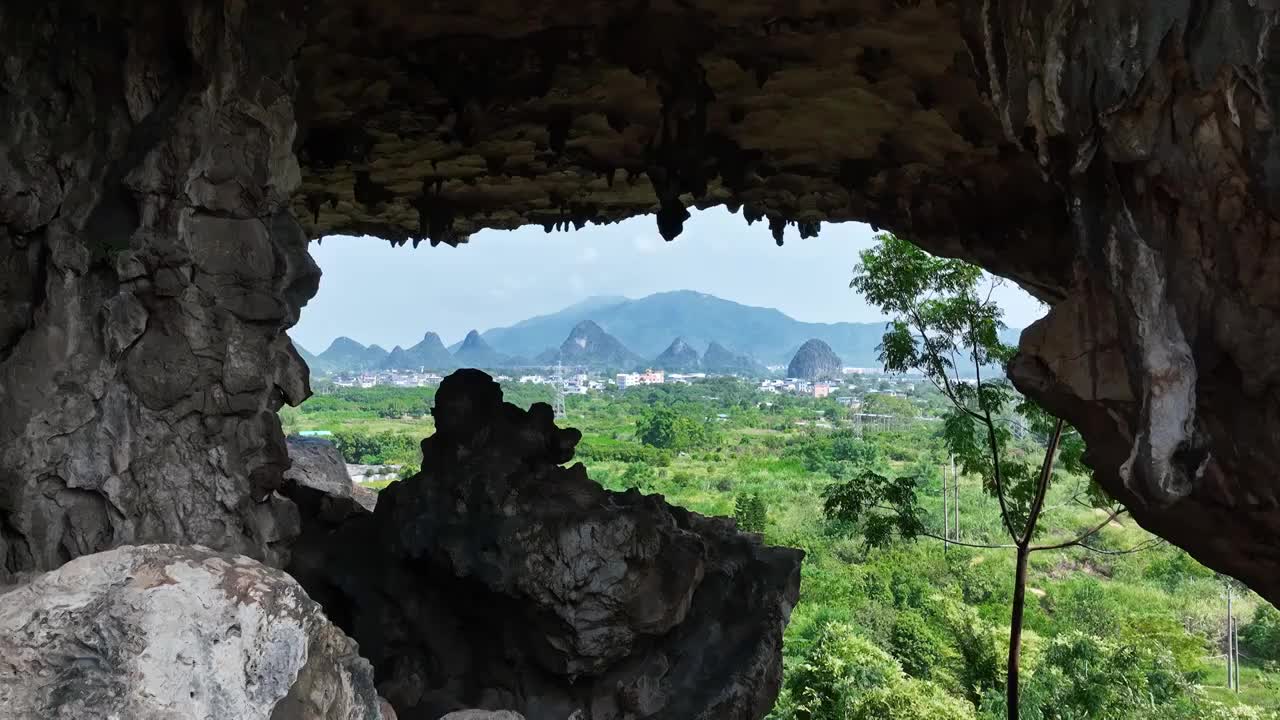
xmin=0 ymin=544 xmax=387 ymax=720
xmin=786 ymin=339 xmax=842 ymax=380
xmin=288 ymin=370 xmax=802 ymax=720
xmin=653 ymin=337 xmax=701 ymax=373
xmin=440 ymin=713 xmax=525 ymax=720
xmin=286 ymin=436 xmax=356 ymax=499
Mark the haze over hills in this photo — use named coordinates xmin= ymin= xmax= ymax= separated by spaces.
xmin=479 ymin=290 xmax=892 ymax=365
xmin=294 ymin=290 xmax=1023 ymax=374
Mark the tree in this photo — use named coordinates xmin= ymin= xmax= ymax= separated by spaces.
xmin=735 ymin=492 xmax=768 ymax=532
xmin=833 ymin=233 xmax=1130 ymax=719
xmin=635 ymin=407 xmax=712 ymax=450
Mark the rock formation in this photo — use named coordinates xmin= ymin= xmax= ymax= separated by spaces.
xmin=554 ymin=320 xmax=643 ymax=369
xmin=3 ymin=0 xmax=1280 ymax=677
xmin=0 ymin=544 xmax=388 ymax=720
xmin=453 ymin=330 xmax=507 ymax=369
xmin=701 ymin=341 xmax=763 ymax=376
xmin=654 ymin=337 xmax=701 ymax=372
xmin=786 ymin=340 xmax=842 ymax=380
xmin=287 ymin=370 xmax=803 ymax=719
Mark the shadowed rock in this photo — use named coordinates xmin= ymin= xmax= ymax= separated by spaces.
xmin=288 ymin=370 xmax=803 ymax=720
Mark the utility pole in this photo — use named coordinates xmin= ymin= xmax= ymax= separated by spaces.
xmin=942 ymin=462 xmax=950 ymax=554
xmin=952 ymin=455 xmax=959 ymax=541
xmin=552 ymin=360 xmax=567 ymax=420
xmin=1227 ymin=583 xmax=1239 ymax=692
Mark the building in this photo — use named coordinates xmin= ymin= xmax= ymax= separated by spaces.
xmin=616 ymin=369 xmax=665 ymax=390
xmin=813 ymin=383 xmax=832 ymax=399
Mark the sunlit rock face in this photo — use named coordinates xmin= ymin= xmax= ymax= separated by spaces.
xmin=0 ymin=544 xmax=388 ymax=720
xmin=287 ymin=370 xmax=803 ymax=720
xmin=2 ymin=0 xmax=1280 ymax=622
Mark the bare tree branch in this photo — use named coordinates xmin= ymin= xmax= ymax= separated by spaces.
xmin=1030 ymin=507 xmax=1128 ymax=552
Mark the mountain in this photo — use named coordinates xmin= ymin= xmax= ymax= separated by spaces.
xmin=293 ymin=342 xmax=335 ymax=375
xmin=653 ymin=337 xmax=701 ymax=372
xmin=477 ymin=290 xmax=892 ymax=365
xmin=787 ymin=339 xmax=843 ymax=380
xmin=553 ymin=320 xmax=643 ymax=368
xmin=701 ymin=341 xmax=762 ymax=375
xmin=382 ymin=331 xmax=455 ymax=371
xmin=318 ymin=336 xmax=388 ymax=372
xmin=452 ymin=329 xmax=507 ymax=368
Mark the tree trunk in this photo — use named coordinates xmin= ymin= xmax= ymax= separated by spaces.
xmin=1007 ymin=543 xmax=1031 ymax=718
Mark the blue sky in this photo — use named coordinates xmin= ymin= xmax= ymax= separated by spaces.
xmin=292 ymin=208 xmax=1044 ymax=353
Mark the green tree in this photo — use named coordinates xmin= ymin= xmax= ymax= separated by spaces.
xmin=635 ymin=407 xmax=712 ymax=450
xmin=735 ymin=492 xmax=768 ymax=532
xmin=890 ymin=611 xmax=944 ymax=680
xmin=1242 ymin=603 xmax=1280 ymax=662
xmin=836 ymin=233 xmax=1125 ymax=719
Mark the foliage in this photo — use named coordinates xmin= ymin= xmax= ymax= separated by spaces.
xmin=891 ymin=611 xmax=944 ymax=680
xmin=823 ymin=468 xmax=925 ymax=549
xmin=635 ymin=407 xmax=716 ymax=450
xmin=787 ymin=622 xmax=903 ymax=719
xmin=735 ymin=492 xmax=769 ymax=532
xmin=851 ymin=679 xmax=976 ymax=720
xmin=330 ymin=429 xmax=420 ymax=465
xmin=1243 ymin=605 xmax=1280 ymax=663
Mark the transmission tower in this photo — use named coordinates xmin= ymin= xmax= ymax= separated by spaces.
xmin=552 ymin=360 xmax=567 ymax=420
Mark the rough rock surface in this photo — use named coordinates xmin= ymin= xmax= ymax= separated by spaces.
xmin=0 ymin=3 xmax=316 ymax=577
xmin=4 ymin=0 xmax=1280 ymax=624
xmin=0 ymin=544 xmax=386 ymax=720
xmin=441 ymin=713 xmax=525 ymax=720
xmin=288 ymin=370 xmax=803 ymax=720
xmin=786 ymin=339 xmax=843 ymax=380
xmin=287 ymin=437 xmax=358 ymax=499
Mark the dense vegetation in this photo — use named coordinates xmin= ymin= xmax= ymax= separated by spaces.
xmin=287 ymin=378 xmax=1280 ymax=718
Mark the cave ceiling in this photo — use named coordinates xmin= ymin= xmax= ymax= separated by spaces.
xmin=294 ymin=0 xmax=1070 ymax=298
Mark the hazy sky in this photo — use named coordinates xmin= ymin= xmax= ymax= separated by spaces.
xmin=292 ymin=208 xmax=1045 ymax=352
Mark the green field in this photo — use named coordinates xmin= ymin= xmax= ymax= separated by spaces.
xmin=287 ymin=377 xmax=1280 ymax=719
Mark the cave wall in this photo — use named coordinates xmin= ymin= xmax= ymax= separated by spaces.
xmin=3 ymin=0 xmax=1280 ymax=609
xmin=0 ymin=2 xmax=316 ymax=575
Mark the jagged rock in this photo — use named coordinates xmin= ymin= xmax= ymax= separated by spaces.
xmin=288 ymin=370 xmax=802 ymax=720
xmin=441 ymin=713 xmax=525 ymax=720
xmin=653 ymin=337 xmax=701 ymax=372
xmin=4 ymin=0 xmax=1280 ymax=636
xmin=0 ymin=544 xmax=387 ymax=720
xmin=786 ymin=339 xmax=842 ymax=380
xmin=553 ymin=320 xmax=642 ymax=369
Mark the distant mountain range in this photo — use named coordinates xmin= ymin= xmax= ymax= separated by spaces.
xmin=294 ymin=289 xmax=1022 ymax=375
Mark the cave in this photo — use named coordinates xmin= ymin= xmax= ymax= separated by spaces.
xmin=3 ymin=1 xmax=1280 ymax=718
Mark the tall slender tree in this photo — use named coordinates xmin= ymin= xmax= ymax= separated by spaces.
xmin=828 ymin=233 xmax=1130 ymax=718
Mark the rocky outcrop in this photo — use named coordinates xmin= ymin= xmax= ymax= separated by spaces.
xmin=786 ymin=339 xmax=842 ymax=380
xmin=286 ymin=437 xmax=358 ymax=499
xmin=654 ymin=337 xmax=701 ymax=373
xmin=0 ymin=544 xmax=387 ymax=720
xmin=6 ymin=0 xmax=1280 ymax=644
xmin=288 ymin=370 xmax=803 ymax=719
xmin=0 ymin=3 xmax=316 ymax=578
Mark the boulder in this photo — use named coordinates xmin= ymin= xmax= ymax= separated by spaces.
xmin=0 ymin=545 xmax=388 ymax=720
xmin=286 ymin=436 xmax=356 ymax=498
xmin=288 ymin=370 xmax=803 ymax=720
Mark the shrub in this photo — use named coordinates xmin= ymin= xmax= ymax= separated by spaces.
xmin=850 ymin=678 xmax=975 ymax=720
xmin=1242 ymin=603 xmax=1280 ymax=662
xmin=787 ymin=622 xmax=902 ymax=720
xmin=735 ymin=493 xmax=768 ymax=533
xmin=890 ymin=611 xmax=944 ymax=680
